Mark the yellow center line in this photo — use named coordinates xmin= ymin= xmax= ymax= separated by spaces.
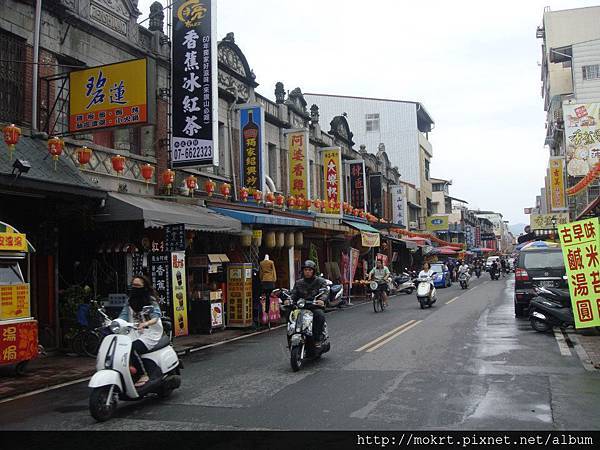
xmin=354 ymin=320 xmax=416 ymax=352
xmin=365 ymin=320 xmax=423 ymax=352
xmin=446 ymin=296 xmax=460 ymax=304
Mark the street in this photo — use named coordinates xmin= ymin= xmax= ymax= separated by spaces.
xmin=1 ymin=275 xmax=598 ymax=431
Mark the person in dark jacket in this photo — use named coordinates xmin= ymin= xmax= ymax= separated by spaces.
xmin=290 ymin=260 xmax=328 ymax=345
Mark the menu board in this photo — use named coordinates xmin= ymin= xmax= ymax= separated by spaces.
xmin=0 ymin=284 xmax=30 ymax=320
xmin=171 ymin=251 xmax=189 ymax=337
xmin=165 ymin=224 xmax=186 ymax=252
xmin=150 ymin=252 xmax=171 ymax=308
xmin=132 ymin=253 xmax=144 ymax=277
xmin=227 ymin=263 xmax=253 ymax=327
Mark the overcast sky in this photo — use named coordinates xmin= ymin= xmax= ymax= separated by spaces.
xmin=139 ymin=0 xmax=595 ymax=226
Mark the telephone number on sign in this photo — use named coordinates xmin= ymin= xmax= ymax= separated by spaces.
xmin=173 ymin=146 xmax=213 ymax=161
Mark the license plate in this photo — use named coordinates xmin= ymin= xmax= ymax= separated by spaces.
xmin=540 ymin=280 xmax=555 ymax=288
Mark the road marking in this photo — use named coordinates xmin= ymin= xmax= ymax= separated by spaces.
xmin=354 ymin=320 xmax=416 ymax=352
xmin=553 ymin=328 xmax=572 ymax=356
xmin=365 ymin=321 xmax=423 ymax=352
xmin=566 ymin=332 xmax=597 ymax=372
xmin=445 ymin=296 xmax=460 ymax=305
xmin=0 ymin=376 xmax=93 ymax=405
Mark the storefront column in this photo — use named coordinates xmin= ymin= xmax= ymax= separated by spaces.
xmin=288 ymin=246 xmax=295 ymax=290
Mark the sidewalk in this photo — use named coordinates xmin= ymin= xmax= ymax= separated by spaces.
xmin=572 ymin=328 xmax=600 ymax=370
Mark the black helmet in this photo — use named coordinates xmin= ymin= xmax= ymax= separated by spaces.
xmin=302 ymin=260 xmax=317 ymax=271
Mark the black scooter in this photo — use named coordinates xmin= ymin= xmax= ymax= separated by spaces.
xmin=528 ymin=285 xmax=573 ymax=332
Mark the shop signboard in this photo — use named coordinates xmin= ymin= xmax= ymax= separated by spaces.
xmin=557 ymin=217 xmax=600 ymax=328
xmin=562 ymin=102 xmax=600 ymax=177
xmin=465 ymin=225 xmax=475 ymax=248
xmin=170 ymin=251 xmax=189 ymax=337
xmin=0 ymin=320 xmax=38 ymax=365
xmin=171 ymin=0 xmax=217 ymax=167
xmin=321 ymin=147 xmax=343 ymax=216
xmin=69 ymin=59 xmax=148 ymax=133
xmin=0 ymin=284 xmax=30 ymax=320
xmin=475 ymin=226 xmax=482 ymax=247
xmin=426 ymin=216 xmax=449 ymax=232
xmin=211 ymin=302 xmax=224 ymax=327
xmin=480 ymin=232 xmax=497 ymax=241
xmin=131 ymin=253 xmax=144 ymax=277
xmin=0 ymin=233 xmax=27 ymax=252
xmin=369 ymin=174 xmax=383 ymax=216
xmin=227 ymin=263 xmax=253 ymax=327
xmin=239 ymin=104 xmax=265 ymax=193
xmin=549 ymin=156 xmax=567 ymax=211
xmin=530 ymin=213 xmax=570 ymax=231
xmin=391 ymin=185 xmax=407 ymax=227
xmin=165 ymin=223 xmax=186 ymax=252
xmin=286 ymin=129 xmax=310 ymax=202
xmin=361 ymin=231 xmax=380 ymax=248
xmin=149 ymin=252 xmax=171 ymax=307
xmin=348 ymin=160 xmax=366 ymax=211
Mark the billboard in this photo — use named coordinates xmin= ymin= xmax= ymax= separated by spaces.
xmin=563 ymin=102 xmax=600 ymax=177
xmin=348 ymin=160 xmax=366 ymax=211
xmin=287 ymin=130 xmax=310 ymax=201
xmin=530 ymin=213 xmax=570 ymax=231
xmin=549 ymin=156 xmax=567 ymax=211
xmin=171 ymin=0 xmax=217 ymax=167
xmin=69 ymin=58 xmax=148 ymax=133
xmin=425 ymin=215 xmax=449 ymax=232
xmin=321 ymin=147 xmax=343 ymax=215
xmin=239 ymin=104 xmax=265 ymax=193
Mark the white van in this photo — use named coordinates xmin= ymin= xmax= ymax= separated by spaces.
xmin=485 ymin=256 xmax=500 ymax=270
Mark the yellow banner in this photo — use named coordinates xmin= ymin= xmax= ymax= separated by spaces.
xmin=558 ymin=217 xmax=600 ymax=328
xmin=530 ymin=213 xmax=570 ymax=230
xmin=426 ymin=216 xmax=449 ymax=231
xmin=69 ymin=59 xmax=148 ymax=132
xmin=288 ymin=131 xmax=309 ymax=200
xmin=322 ymin=147 xmax=342 ymax=215
xmin=361 ymin=231 xmax=380 ymax=247
xmin=0 ymin=284 xmax=30 ymax=320
xmin=170 ymin=251 xmax=189 ymax=337
xmin=0 ymin=232 xmax=27 ymax=252
xmin=550 ymin=157 xmax=566 ymax=210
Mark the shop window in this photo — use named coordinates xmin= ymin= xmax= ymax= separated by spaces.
xmin=366 ymin=113 xmax=380 ymax=132
xmin=0 ymin=30 xmax=25 ymax=123
xmin=583 ymin=64 xmax=600 ymax=80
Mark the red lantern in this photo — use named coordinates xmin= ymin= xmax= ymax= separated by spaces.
xmin=111 ymin=154 xmax=126 ymax=175
xmin=253 ymin=190 xmax=263 ymax=203
xmin=305 ymin=198 xmax=312 ymax=209
xmin=140 ymin=163 xmax=154 ymax=191
xmin=287 ymin=195 xmax=296 ymax=208
xmin=162 ymin=169 xmax=175 ymax=194
xmin=314 ymin=199 xmax=322 ymax=210
xmin=204 ymin=179 xmax=216 ymax=196
xmin=3 ymin=123 xmax=21 ymax=160
xmin=240 ymin=186 xmax=249 ymax=202
xmin=76 ymin=146 xmax=93 ymax=168
xmin=359 ymin=210 xmax=366 ymax=219
xmin=266 ymin=192 xmax=275 ymax=204
xmin=335 ymin=201 xmax=341 ymax=211
xmin=353 ymin=208 xmax=359 ymax=217
xmin=220 ymin=182 xmax=231 ymax=198
xmin=296 ymin=195 xmax=305 ymax=209
xmin=275 ymin=193 xmax=284 ymax=207
xmin=186 ymin=175 xmax=198 ymax=197
xmin=48 ymin=136 xmax=64 ymax=171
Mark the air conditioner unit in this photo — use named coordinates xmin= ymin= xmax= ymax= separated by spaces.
xmin=409 ymin=221 xmax=418 ymax=229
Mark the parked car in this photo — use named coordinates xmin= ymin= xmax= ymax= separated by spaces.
xmin=485 ymin=256 xmax=500 ymax=271
xmin=430 ymin=263 xmax=452 ymax=288
xmin=514 ymin=248 xmax=566 ymax=317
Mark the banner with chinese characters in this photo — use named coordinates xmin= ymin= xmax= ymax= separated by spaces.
xmin=172 ymin=0 xmax=217 ymax=167
xmin=0 ymin=232 xmax=27 ymax=252
xmin=361 ymin=231 xmax=380 ymax=248
xmin=391 ymin=185 xmax=407 ymax=227
xmin=558 ymin=217 xmax=600 ymax=328
xmin=0 ymin=320 xmax=38 ymax=365
xmin=170 ymin=251 xmax=189 ymax=336
xmin=239 ymin=104 xmax=265 ymax=193
xmin=348 ymin=160 xmax=366 ymax=211
xmin=369 ymin=174 xmax=383 ymax=216
xmin=0 ymin=284 xmax=30 ymax=320
xmin=69 ymin=59 xmax=148 ymax=133
xmin=562 ymin=102 xmax=600 ymax=177
xmin=321 ymin=147 xmax=343 ymax=215
xmin=287 ymin=130 xmax=310 ymax=201
xmin=530 ymin=213 xmax=570 ymax=230
xmin=549 ymin=156 xmax=567 ymax=211
xmin=426 ymin=216 xmax=449 ymax=232
xmin=150 ymin=252 xmax=171 ymax=308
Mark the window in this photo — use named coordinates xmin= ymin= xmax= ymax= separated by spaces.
xmin=365 ymin=113 xmax=380 ymax=132
xmin=583 ymin=64 xmax=600 ymax=80
xmin=425 ymin=159 xmax=430 ymax=180
xmin=268 ymin=143 xmax=277 ymax=184
xmin=0 ymin=30 xmax=25 ymax=123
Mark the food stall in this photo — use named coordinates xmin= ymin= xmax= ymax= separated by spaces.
xmin=0 ymin=222 xmax=38 ymax=375
xmin=188 ymin=254 xmax=229 ymax=333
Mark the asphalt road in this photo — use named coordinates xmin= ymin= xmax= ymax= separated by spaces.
xmin=1 ymin=274 xmax=599 ymax=430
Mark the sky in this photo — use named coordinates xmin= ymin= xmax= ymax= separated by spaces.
xmin=137 ymin=0 xmax=597 ymax=226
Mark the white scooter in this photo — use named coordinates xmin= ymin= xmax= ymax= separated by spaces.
xmin=416 ymin=274 xmax=437 ymax=309
xmin=458 ymin=270 xmax=471 ymax=289
xmin=88 ymin=307 xmax=182 ymax=422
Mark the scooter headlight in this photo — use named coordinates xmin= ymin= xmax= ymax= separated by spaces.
xmin=297 ymin=299 xmax=306 ymax=309
xmin=109 ymin=320 xmax=121 ymax=334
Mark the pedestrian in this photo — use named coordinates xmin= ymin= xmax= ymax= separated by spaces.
xmin=447 ymin=259 xmax=455 ymax=282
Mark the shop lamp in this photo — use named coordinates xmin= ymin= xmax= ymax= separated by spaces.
xmin=265 ymin=192 xmax=275 ymax=204
xmin=48 ymin=136 xmax=64 ymax=171
xmin=287 ymin=195 xmax=296 ymax=209
xmin=240 ymin=186 xmax=249 ymax=202
xmin=77 ymin=146 xmax=93 ymax=168
xmin=275 ymin=193 xmax=284 ymax=207
xmin=3 ymin=123 xmax=21 ymax=160
xmin=253 ymin=190 xmax=263 ymax=203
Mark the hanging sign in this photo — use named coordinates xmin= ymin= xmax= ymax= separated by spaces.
xmin=549 ymin=157 xmax=567 ymax=211
xmin=171 ymin=0 xmax=217 ymax=167
xmin=239 ymin=104 xmax=265 ymax=193
xmin=170 ymin=251 xmax=189 ymax=336
xmin=286 ymin=129 xmax=310 ymax=201
xmin=369 ymin=174 xmax=383 ymax=216
xmin=361 ymin=231 xmax=380 ymax=248
xmin=557 ymin=217 xmax=600 ymax=328
xmin=164 ymin=223 xmax=186 ymax=252
xmin=348 ymin=160 xmax=367 ymax=212
xmin=391 ymin=185 xmax=407 ymax=227
xmin=150 ymin=252 xmax=171 ymax=307
xmin=321 ymin=147 xmax=343 ymax=215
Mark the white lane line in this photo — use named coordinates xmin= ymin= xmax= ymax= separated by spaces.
xmin=553 ymin=328 xmax=572 ymax=356
xmin=446 ymin=296 xmax=460 ymax=305
xmin=187 ymin=324 xmax=286 ymax=354
xmin=0 ymin=376 xmax=92 ymax=405
xmin=354 ymin=320 xmax=416 ymax=352
xmin=366 ymin=321 xmax=423 ymax=353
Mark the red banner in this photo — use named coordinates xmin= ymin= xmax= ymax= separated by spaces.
xmin=0 ymin=320 xmax=38 ymax=364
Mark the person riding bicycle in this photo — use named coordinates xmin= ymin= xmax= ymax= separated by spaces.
xmin=368 ymin=258 xmax=391 ymax=307
xmin=289 ymin=260 xmax=328 ymax=347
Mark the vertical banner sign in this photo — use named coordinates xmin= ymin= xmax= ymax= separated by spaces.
xmin=391 ymin=185 xmax=407 ymax=226
xmin=369 ymin=174 xmax=383 ymax=216
xmin=287 ymin=130 xmax=310 ymax=201
xmin=475 ymin=226 xmax=482 ymax=248
xmin=549 ymin=157 xmax=567 ymax=211
xmin=341 ymin=250 xmax=350 ymax=297
xmin=172 ymin=0 xmax=217 ymax=167
xmin=239 ymin=104 xmax=265 ymax=193
xmin=322 ymin=147 xmax=343 ymax=215
xmin=465 ymin=225 xmax=475 ymax=249
xmin=164 ymin=223 xmax=186 ymax=252
xmin=349 ymin=247 xmax=360 ymax=294
xmin=348 ymin=160 xmax=366 ymax=211
xmin=149 ymin=252 xmax=171 ymax=308
xmin=171 ymin=251 xmax=189 ymax=336
xmin=557 ymin=217 xmax=600 ymax=329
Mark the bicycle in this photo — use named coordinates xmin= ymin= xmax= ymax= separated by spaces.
xmin=370 ymin=281 xmax=387 ymax=313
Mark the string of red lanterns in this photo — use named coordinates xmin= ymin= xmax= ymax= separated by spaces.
xmin=566 ymin=162 xmax=600 ymax=196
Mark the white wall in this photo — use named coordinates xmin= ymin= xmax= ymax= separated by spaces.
xmin=573 ymin=39 xmax=600 ymax=103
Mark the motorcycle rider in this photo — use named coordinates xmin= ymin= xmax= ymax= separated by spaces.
xmin=418 ymin=262 xmax=435 ymax=290
xmin=500 ymin=258 xmax=507 ymax=278
xmin=490 ymin=260 xmax=499 ymax=280
xmin=368 ymin=258 xmax=391 ymax=307
xmin=289 ymin=260 xmax=328 ymax=347
xmin=458 ymin=260 xmax=470 ymax=284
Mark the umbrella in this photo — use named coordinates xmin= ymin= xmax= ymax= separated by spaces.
xmin=437 ymin=248 xmax=458 ymax=255
xmin=471 ymin=247 xmax=495 ymax=253
xmin=520 ymin=241 xmax=560 ymax=251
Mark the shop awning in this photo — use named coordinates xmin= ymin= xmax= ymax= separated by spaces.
xmin=400 ymin=239 xmax=419 ymax=250
xmin=208 ymin=254 xmax=230 ymax=263
xmin=96 ymin=193 xmax=242 ymax=233
xmin=210 ymin=207 xmax=313 ymax=227
xmin=344 ymin=220 xmax=380 ymax=247
xmin=343 ymin=220 xmax=380 ymax=234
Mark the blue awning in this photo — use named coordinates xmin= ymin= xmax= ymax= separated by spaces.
xmin=343 ymin=220 xmax=380 ymax=234
xmin=210 ymin=207 xmax=314 ymax=227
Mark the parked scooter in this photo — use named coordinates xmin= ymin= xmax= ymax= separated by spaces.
xmin=322 ymin=276 xmax=345 ymax=308
xmin=88 ymin=306 xmax=182 ymax=422
xmin=415 ymin=273 xmax=437 ymax=309
xmin=528 ymin=285 xmax=574 ymax=332
xmin=393 ymin=270 xmax=416 ymax=294
xmin=458 ymin=271 xmax=470 ymax=289
xmin=283 ymin=288 xmax=331 ymax=372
